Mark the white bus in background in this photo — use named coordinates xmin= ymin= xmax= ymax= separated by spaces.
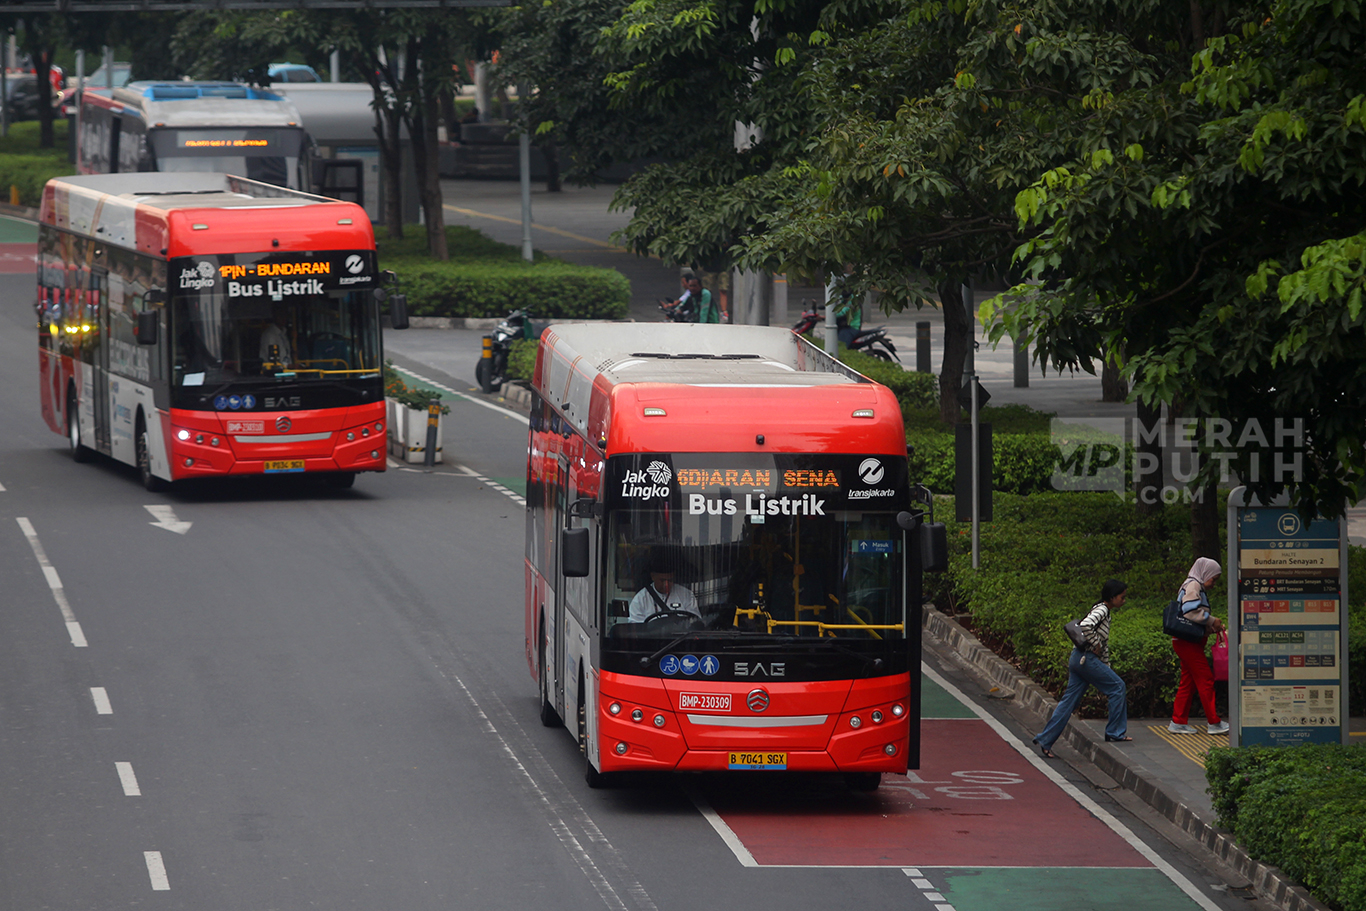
xmin=76 ymin=81 xmax=312 ymax=190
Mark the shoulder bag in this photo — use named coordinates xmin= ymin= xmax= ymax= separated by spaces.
xmin=1162 ymin=597 xmax=1208 ymax=643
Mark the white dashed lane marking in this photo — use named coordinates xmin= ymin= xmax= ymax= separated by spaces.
xmin=91 ymin=687 xmax=112 ymax=714
xmin=116 ymin=762 xmax=141 ymax=796
xmin=144 ymin=851 xmax=169 ymax=890
xmin=15 ymin=517 xmax=87 ymax=647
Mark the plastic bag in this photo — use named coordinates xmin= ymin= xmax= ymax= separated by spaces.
xmin=1211 ymin=631 xmax=1229 ymax=682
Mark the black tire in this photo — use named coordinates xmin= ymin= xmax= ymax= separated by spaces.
xmin=325 ymin=471 xmax=356 ymax=488
xmin=539 ymin=619 xmax=561 ymax=728
xmin=476 ymin=357 xmax=496 ymax=394
xmin=844 ymin=772 xmax=882 ymax=792
xmin=489 ymin=351 xmax=507 ymax=391
xmin=136 ymin=421 xmax=167 ymax=492
xmin=579 ymin=674 xmax=607 ymax=788
xmin=67 ymin=389 xmax=91 ymax=463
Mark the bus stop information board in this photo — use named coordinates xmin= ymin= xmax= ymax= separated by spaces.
xmin=1229 ymin=489 xmax=1349 ymax=747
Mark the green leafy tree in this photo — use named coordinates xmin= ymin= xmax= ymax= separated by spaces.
xmin=989 ymin=0 xmax=1366 ymax=518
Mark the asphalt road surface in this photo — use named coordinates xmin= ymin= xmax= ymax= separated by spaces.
xmin=0 ymin=261 xmax=1272 ymax=911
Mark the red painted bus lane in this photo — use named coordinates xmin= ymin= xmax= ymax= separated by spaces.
xmin=702 ymin=718 xmax=1151 ymax=868
xmin=0 ymin=243 xmax=36 ymax=273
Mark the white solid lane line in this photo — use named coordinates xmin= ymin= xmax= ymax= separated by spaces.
xmin=15 ymin=517 xmax=87 ymax=647
xmin=920 ymin=662 xmax=1223 ymax=911
xmin=91 ymin=687 xmax=112 ymax=715
xmin=390 ymin=364 xmax=526 ymax=421
xmin=143 ymin=851 xmax=169 ymax=890
xmin=115 ymin=762 xmax=141 ymax=796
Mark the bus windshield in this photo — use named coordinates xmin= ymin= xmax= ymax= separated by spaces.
xmin=173 ymin=289 xmax=380 ymax=388
xmin=600 ymin=454 xmax=907 ymax=650
xmin=149 ymin=127 xmax=306 ymax=188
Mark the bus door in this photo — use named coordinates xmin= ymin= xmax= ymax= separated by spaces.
xmin=88 ymin=267 xmax=111 ymax=454
xmin=552 ymin=453 xmax=571 ymax=719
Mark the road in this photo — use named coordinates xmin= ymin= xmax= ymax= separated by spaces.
xmin=0 ymin=253 xmax=1271 ymax=911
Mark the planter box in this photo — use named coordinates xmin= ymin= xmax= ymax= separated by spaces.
xmin=385 ymin=396 xmax=443 ymax=464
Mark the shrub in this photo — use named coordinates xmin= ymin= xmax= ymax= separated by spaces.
xmin=383 ymin=361 xmax=449 ymax=413
xmin=379 ymin=226 xmax=629 ymax=320
xmin=906 ymin=406 xmax=1065 ymax=495
xmin=508 ymin=337 xmax=537 ymax=384
xmin=0 ymin=121 xmax=75 ymax=207
xmin=1206 ymin=745 xmax=1366 ymax=911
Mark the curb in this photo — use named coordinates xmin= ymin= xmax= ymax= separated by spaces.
xmin=922 ymin=605 xmax=1330 ymax=911
xmin=0 ymin=201 xmax=39 ymax=222
xmin=408 ymin=316 xmax=501 ymax=330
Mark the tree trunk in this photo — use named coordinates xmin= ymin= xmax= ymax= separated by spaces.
xmin=418 ymin=91 xmax=448 ymax=261
xmin=542 ymin=141 xmax=561 ymax=192
xmin=1191 ymin=469 xmax=1220 ymax=560
xmin=1135 ymin=397 xmax=1163 ymax=516
xmin=379 ymin=107 xmax=403 ymax=239
xmin=36 ymin=50 xmax=55 ymax=149
xmin=938 ymin=280 xmax=970 ymax=424
xmin=1100 ymin=356 xmax=1128 ymax=402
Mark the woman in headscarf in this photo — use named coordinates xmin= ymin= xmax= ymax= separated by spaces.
xmin=1033 ymin=579 xmax=1131 ymax=759
xmin=1168 ymin=557 xmax=1228 ymax=735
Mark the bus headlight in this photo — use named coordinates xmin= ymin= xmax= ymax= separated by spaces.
xmin=849 ymin=716 xmax=862 ymax=729
xmin=891 ymin=704 xmax=905 ymax=718
xmin=615 ymin=742 xmax=628 ymax=754
xmin=630 ymin=708 xmax=643 ymax=723
xmin=176 ymin=429 xmax=191 ymax=441
xmin=872 ymin=710 xmax=884 ymax=724
xmin=884 ymin=744 xmax=897 ymax=756
xmin=653 ymin=714 xmax=665 ymax=728
xmin=608 ymin=702 xmax=622 ymax=715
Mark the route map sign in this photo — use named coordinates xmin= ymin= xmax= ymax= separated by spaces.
xmin=1227 ymin=487 xmax=1350 ymax=747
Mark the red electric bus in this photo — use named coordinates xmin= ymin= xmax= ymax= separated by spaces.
xmin=526 ymin=322 xmax=944 ymax=789
xmin=37 ymin=171 xmax=401 ymax=490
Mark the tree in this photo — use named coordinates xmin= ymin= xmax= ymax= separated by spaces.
xmin=990 ymin=0 xmax=1366 ymax=518
xmin=1 ymin=13 xmax=62 ymax=148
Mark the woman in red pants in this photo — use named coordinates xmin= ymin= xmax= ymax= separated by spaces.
xmin=1168 ymin=557 xmax=1228 ymax=735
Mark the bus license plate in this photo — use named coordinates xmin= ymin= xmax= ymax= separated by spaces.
xmin=264 ymin=460 xmax=306 ymax=473
xmin=729 ymin=751 xmax=786 ymax=770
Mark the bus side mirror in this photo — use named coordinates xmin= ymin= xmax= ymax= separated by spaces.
xmin=920 ymin=522 xmax=948 ymax=574
xmin=561 ymin=526 xmax=589 ymax=577
xmin=389 ymin=293 xmax=409 ymax=330
xmin=135 ymin=309 xmax=158 ymax=345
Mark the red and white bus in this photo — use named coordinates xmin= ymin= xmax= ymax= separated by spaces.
xmin=526 ymin=322 xmax=943 ymax=789
xmin=37 ymin=171 xmax=398 ymax=489
xmin=76 ymin=82 xmax=310 ymax=190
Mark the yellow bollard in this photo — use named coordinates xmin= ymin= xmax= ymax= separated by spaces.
xmin=9 ymin=185 xmax=19 ymax=206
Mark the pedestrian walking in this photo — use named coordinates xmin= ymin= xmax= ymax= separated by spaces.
xmin=1034 ymin=579 xmax=1130 ymax=759
xmin=1168 ymin=557 xmax=1229 ymax=735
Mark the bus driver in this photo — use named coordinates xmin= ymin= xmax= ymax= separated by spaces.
xmin=628 ymin=552 xmax=700 ymax=622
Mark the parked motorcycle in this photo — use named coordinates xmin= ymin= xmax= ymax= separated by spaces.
xmin=791 ymin=303 xmax=900 ymax=362
xmin=477 ymin=308 xmax=544 ymax=393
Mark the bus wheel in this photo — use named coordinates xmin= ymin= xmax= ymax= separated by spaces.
xmin=579 ymin=674 xmax=607 ymax=789
xmin=67 ymin=389 xmax=91 ymax=463
xmin=136 ymin=421 xmax=166 ymax=492
xmin=325 ymin=472 xmax=356 ymax=489
xmin=538 ymin=621 xmax=561 ymax=728
xmin=844 ymin=772 xmax=881 ymax=792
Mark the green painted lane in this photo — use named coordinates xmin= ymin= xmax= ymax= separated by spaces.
xmin=922 ymin=671 xmax=978 ymax=719
xmin=936 ymin=867 xmax=1205 ymax=911
xmin=492 ymin=476 xmax=526 ymax=496
xmin=0 ymin=216 xmax=37 ymax=242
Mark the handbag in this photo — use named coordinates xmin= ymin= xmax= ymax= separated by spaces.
xmin=1162 ymin=597 xmax=1208 ymax=643
xmin=1211 ymin=631 xmax=1229 ymax=681
xmin=1063 ymin=618 xmax=1091 ymax=651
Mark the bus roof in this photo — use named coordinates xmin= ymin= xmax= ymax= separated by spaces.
xmin=536 ymin=323 xmax=907 ymax=455
xmin=84 ymin=81 xmax=301 ymax=127
xmin=40 ymin=172 xmax=371 ymax=259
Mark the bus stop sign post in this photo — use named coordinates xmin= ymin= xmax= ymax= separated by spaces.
xmin=1226 ymin=487 xmax=1350 ymax=748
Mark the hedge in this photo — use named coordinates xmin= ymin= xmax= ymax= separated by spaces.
xmin=379 ymin=226 xmax=629 ymax=320
xmin=930 ymin=491 xmax=1366 ymax=719
xmin=0 ymin=121 xmax=75 ymax=207
xmin=1206 ymin=744 xmax=1366 ymax=911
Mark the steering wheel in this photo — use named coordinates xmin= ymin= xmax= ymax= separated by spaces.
xmin=643 ymin=610 xmax=702 ymax=627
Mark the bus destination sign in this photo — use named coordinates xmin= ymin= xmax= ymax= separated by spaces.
xmin=172 ymin=251 xmax=377 ymax=296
